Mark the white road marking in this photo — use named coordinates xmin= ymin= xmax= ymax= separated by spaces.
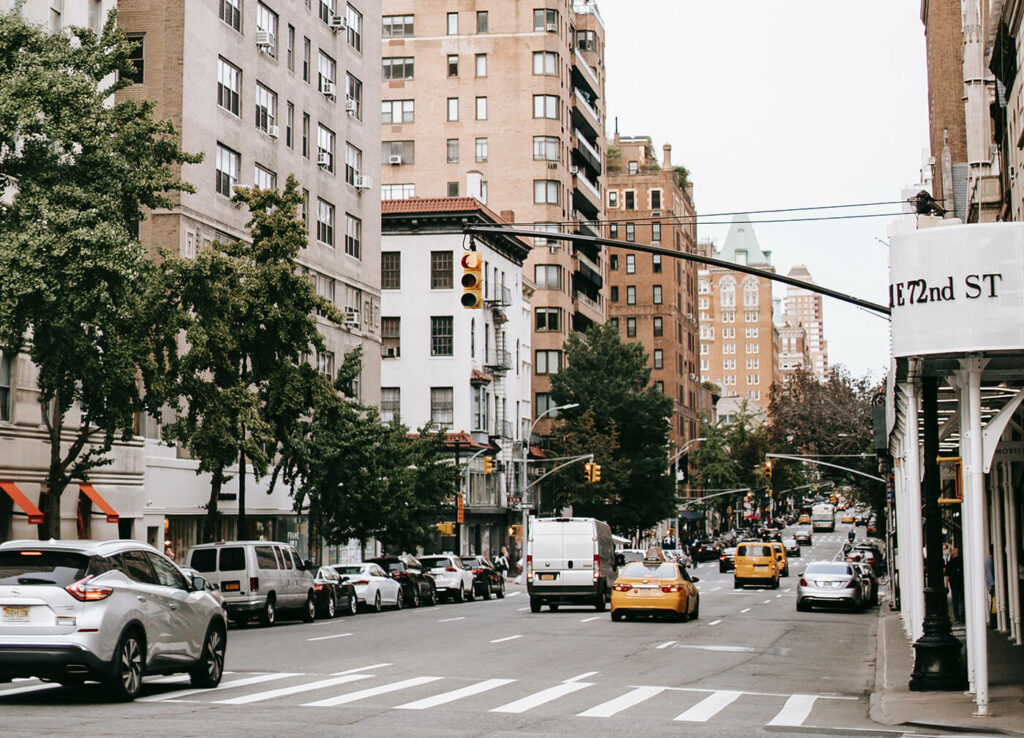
xmin=674 ymin=689 xmax=743 ymax=722
xmin=517 ymin=607 xmax=530 ymax=611
xmin=490 ymin=681 xmax=593 ymax=713
xmin=506 ymin=591 xmax=522 ymax=597
xmin=708 ymin=587 xmax=722 ymax=592
xmin=580 ymin=616 xmax=601 ymax=622
xmin=490 ymin=635 xmax=523 ymax=643
xmin=395 ymin=678 xmax=515 ymax=710
xmin=138 ymin=672 xmax=298 ymax=702
xmin=437 ymin=616 xmax=466 ymax=622
xmin=674 ymin=644 xmax=755 ymax=653
xmin=709 ymin=619 xmax=723 ymax=625
xmin=307 ymin=632 xmax=352 ymax=642
xmin=578 ymin=686 xmax=666 ymax=718
xmin=655 ymin=640 xmax=677 ymax=650
xmin=0 ymin=682 xmax=61 ymax=698
xmin=332 ymin=662 xmax=393 ymax=676
xmin=740 ymin=607 xmax=751 ymax=613
xmin=776 ymin=594 xmax=783 ymax=599
xmin=762 ymin=599 xmax=772 ymax=604
xmin=304 ymin=676 xmax=444 ymax=707
xmin=564 ymin=671 xmax=599 ymax=682
xmin=767 ymin=694 xmax=819 ymax=727
xmin=214 ymin=673 xmax=373 ymax=705
xmin=784 ymin=588 xmax=792 ymax=593
xmin=148 ymin=674 xmax=195 ymax=684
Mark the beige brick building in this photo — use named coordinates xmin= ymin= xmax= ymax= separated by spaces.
xmin=782 ymin=265 xmax=827 ymax=380
xmin=697 ymin=216 xmax=779 ymax=417
xmin=605 ymin=136 xmax=700 ymax=450
xmin=378 ymin=0 xmax=607 ymax=435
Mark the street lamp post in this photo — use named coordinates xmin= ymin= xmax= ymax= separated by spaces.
xmin=520 ymin=403 xmax=578 ymax=564
xmin=669 ymin=437 xmax=705 ymax=537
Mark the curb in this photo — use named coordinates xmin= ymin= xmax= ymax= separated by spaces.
xmin=868 ymin=602 xmax=894 ymax=726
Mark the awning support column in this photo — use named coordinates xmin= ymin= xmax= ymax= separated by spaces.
xmin=1005 ymin=463 xmax=1022 ymax=645
xmin=963 ymin=358 xmax=990 ymax=715
xmin=992 ymin=462 xmax=1008 ymax=634
xmin=900 ymin=380 xmax=926 ymax=643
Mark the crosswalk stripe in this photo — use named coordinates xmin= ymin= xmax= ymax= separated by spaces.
xmin=0 ymin=682 xmax=60 ymax=698
xmin=214 ymin=673 xmax=373 ymax=705
xmin=303 ymin=676 xmax=443 ymax=707
xmin=766 ymin=693 xmax=818 ymax=727
xmin=490 ymin=681 xmax=593 ymax=713
xmin=138 ymin=672 xmax=300 ymax=703
xmin=674 ymin=690 xmax=742 ymax=722
xmin=395 ymin=678 xmax=515 ymax=710
xmin=577 ymin=686 xmax=666 ymax=718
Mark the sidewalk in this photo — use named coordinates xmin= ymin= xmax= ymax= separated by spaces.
xmin=870 ymin=604 xmax=1024 ymax=735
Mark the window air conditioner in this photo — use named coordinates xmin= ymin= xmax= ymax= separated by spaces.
xmin=317 ymin=151 xmax=331 ymax=168
xmin=354 ymin=174 xmax=371 ymax=190
xmin=344 ymin=97 xmax=357 ymax=114
xmin=344 ymin=307 xmax=360 ymax=328
xmin=547 ymin=162 xmax=558 ymax=170
xmin=388 ymin=154 xmax=403 ymax=165
xmin=255 ymin=31 xmax=275 ymax=50
xmin=569 ymin=166 xmax=579 ymax=175
xmin=267 ymin=124 xmax=279 ymax=139
xmin=329 ymin=14 xmax=347 ymax=31
xmin=546 ymin=22 xmax=558 ymax=32
xmin=321 ymin=80 xmax=336 ymax=98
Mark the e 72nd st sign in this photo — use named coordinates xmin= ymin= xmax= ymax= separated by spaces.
xmin=889 ymin=272 xmax=1002 ymax=307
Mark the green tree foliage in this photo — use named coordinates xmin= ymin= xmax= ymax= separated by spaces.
xmin=548 ymin=323 xmax=674 ymax=533
xmin=160 ymin=177 xmax=338 ymax=541
xmin=0 ymin=11 xmax=199 ymax=538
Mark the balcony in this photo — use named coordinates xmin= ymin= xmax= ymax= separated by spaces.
xmin=493 ymin=419 xmax=514 ymax=440
xmin=485 ymin=349 xmax=512 ymax=373
xmin=485 ymin=284 xmax=512 ymax=307
xmin=572 ymin=168 xmax=601 ymax=219
xmin=573 ymin=128 xmax=602 ymax=174
xmin=572 ymin=47 xmax=600 ymax=97
xmin=572 ymin=88 xmax=601 ymax=138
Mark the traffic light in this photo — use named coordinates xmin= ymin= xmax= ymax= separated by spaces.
xmin=764 ymin=460 xmax=773 ymax=479
xmin=591 ymin=464 xmax=601 ymax=483
xmin=584 ymin=462 xmax=593 ymax=482
xmin=507 ymin=524 xmax=522 ymax=538
xmin=460 ymin=250 xmax=483 ymax=308
xmin=483 ymin=456 xmax=494 ymax=475
xmin=436 ymin=522 xmax=455 ymax=536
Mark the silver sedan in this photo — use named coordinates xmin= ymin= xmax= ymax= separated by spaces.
xmin=796 ymin=561 xmax=864 ymax=612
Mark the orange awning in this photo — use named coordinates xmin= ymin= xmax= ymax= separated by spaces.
xmin=79 ymin=484 xmax=119 ymax=524
xmin=0 ymin=482 xmax=45 ymax=525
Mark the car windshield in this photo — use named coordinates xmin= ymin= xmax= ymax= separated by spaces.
xmin=806 ymin=563 xmax=854 ymax=576
xmin=420 ymin=558 xmax=451 ymax=568
xmin=738 ymin=545 xmax=772 ymax=557
xmin=460 ymin=558 xmax=481 ymax=568
xmin=723 ymin=548 xmax=736 ymax=555
xmin=0 ymin=550 xmax=95 ymax=587
xmin=333 ymin=565 xmax=365 ymax=575
xmin=620 ymin=562 xmax=678 ymax=579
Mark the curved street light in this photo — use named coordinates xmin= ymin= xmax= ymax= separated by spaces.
xmin=518 ymin=402 xmax=579 ymax=559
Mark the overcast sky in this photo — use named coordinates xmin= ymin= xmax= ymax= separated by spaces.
xmin=600 ymin=1 xmax=930 ymax=381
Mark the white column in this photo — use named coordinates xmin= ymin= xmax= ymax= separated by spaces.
xmin=900 ymin=381 xmax=926 ymax=643
xmin=955 ymin=374 xmax=976 ymax=694
xmin=964 ymin=360 xmax=989 ymax=715
xmin=893 ymin=438 xmax=914 ymax=635
xmin=1006 ymin=464 xmax=1022 ymax=645
xmin=992 ymin=465 xmax=1008 ymax=634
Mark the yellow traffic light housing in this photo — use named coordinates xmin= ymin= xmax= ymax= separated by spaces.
xmin=584 ymin=462 xmax=593 ymax=482
xmin=591 ymin=464 xmax=601 ymax=483
xmin=764 ymin=460 xmax=773 ymax=479
xmin=483 ymin=456 xmax=494 ymax=475
xmin=460 ymin=250 xmax=483 ymax=308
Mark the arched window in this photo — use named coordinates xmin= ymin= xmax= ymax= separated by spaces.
xmin=743 ymin=277 xmax=759 ymax=307
xmin=719 ymin=277 xmax=736 ymax=307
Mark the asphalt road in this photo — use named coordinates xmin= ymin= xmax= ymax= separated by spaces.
xmin=0 ymin=523 xmax=924 ymax=737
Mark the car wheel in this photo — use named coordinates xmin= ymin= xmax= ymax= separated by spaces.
xmin=611 ymin=610 xmax=623 ymax=622
xmin=797 ymin=599 xmax=810 ymax=612
xmin=496 ymin=580 xmax=505 ymax=599
xmin=454 ymin=584 xmax=465 ymax=604
xmin=549 ymin=603 xmax=559 ymax=612
xmin=483 ymin=581 xmax=492 ymax=600
xmin=189 ymin=625 xmax=226 ymax=688
xmin=347 ymin=594 xmax=358 ymax=616
xmin=260 ymin=596 xmax=276 ymax=627
xmin=594 ymin=590 xmax=606 ymax=612
xmin=395 ymin=590 xmax=404 ymax=610
xmin=106 ymin=630 xmax=145 ymax=701
xmin=734 ymin=579 xmax=742 ymax=589
xmin=691 ymin=596 xmax=700 ymax=620
xmin=426 ymin=585 xmax=437 ymax=606
xmin=326 ymin=596 xmax=336 ymax=619
xmin=373 ymin=591 xmax=383 ymax=613
xmin=466 ymin=582 xmax=475 ymax=602
xmin=410 ymin=585 xmax=421 ymax=608
xmin=530 ymin=596 xmax=542 ymax=613
xmin=302 ymin=593 xmax=316 ymax=623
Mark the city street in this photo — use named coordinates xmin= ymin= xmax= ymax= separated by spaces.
xmin=0 ymin=526 xmax=922 ymax=737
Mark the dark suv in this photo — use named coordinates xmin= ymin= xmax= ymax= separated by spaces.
xmin=366 ymin=555 xmax=437 ymax=607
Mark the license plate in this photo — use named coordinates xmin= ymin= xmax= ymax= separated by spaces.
xmin=222 ymin=581 xmax=240 ymax=592
xmin=538 ymin=574 xmax=556 ymax=581
xmin=2 ymin=606 xmax=29 ymax=622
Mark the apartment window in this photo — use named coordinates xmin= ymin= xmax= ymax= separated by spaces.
xmin=535 ymin=307 xmax=562 ymax=332
xmin=318 ymin=52 xmax=336 ymax=93
xmin=287 ymin=25 xmax=295 ymax=71
xmin=345 ymin=4 xmax=362 ymax=51
xmin=625 ymin=223 xmax=635 ymax=242
xmin=254 ymin=82 xmax=277 ymax=132
xmin=653 ymin=316 xmax=663 ymax=337
xmin=215 ymin=143 xmax=239 ymax=196
xmin=317 ymin=124 xmax=335 ymax=172
xmin=447 ymin=12 xmax=458 ymax=34
xmin=535 ymin=350 xmax=561 ymax=375
xmin=533 ymin=51 xmax=558 ymax=76
xmin=746 ymin=342 xmax=759 ymax=354
xmin=610 ymin=318 xmax=619 ymax=330
xmin=747 ymin=374 xmax=760 ymax=386
xmin=610 ymin=286 xmax=618 ymax=302
xmin=723 ymin=343 xmax=735 ymax=355
xmin=534 ymin=8 xmax=558 ymax=31
xmin=576 ymin=29 xmax=596 ymax=50
xmin=533 ymin=179 xmax=559 ymax=204
xmin=380 ymin=388 xmax=400 ymax=422
xmin=316 ymin=198 xmax=335 ymax=246
xmin=745 ymin=327 xmax=759 ymax=338
xmin=475 ymin=137 xmax=488 ymax=162
xmin=302 ymin=113 xmax=310 ymax=157
xmin=475 ymin=97 xmax=487 ymax=120
xmin=652 ymin=223 xmax=662 ymax=243
xmin=535 ymin=264 xmax=562 ymax=290
xmin=302 ymin=37 xmax=310 ymax=82
xmin=723 ymin=358 xmax=735 ymax=370
xmin=0 ymin=352 xmax=10 ymax=421
xmin=654 ymin=380 xmax=664 ymax=394
xmin=346 ymin=74 xmax=362 ymax=119
xmin=722 ymin=311 xmax=735 ymax=323
xmin=301 ymin=188 xmax=308 ymax=226
xmin=431 ymin=317 xmax=454 ymax=356
xmin=255 ymin=2 xmax=278 ymax=57
xmin=381 ymin=252 xmax=401 ymax=289
xmin=746 ymin=358 xmax=760 ymax=370
xmin=624 ymin=191 xmax=635 ymax=209
xmin=381 ymin=317 xmax=401 ymax=355
xmin=651 ymin=189 xmax=662 ymax=209
xmin=609 ymin=225 xmax=619 ymax=240
xmin=626 ymin=318 xmax=636 ymax=338
xmin=626 ymin=286 xmax=636 ymax=305
xmin=447 ymin=182 xmax=459 ymax=196
xmin=123 ymin=34 xmax=144 ymax=84
xmin=653 ymin=349 xmax=664 ymax=370
xmin=533 ymin=136 xmax=559 ymax=161
xmin=745 ymin=310 xmax=758 ymax=322
xmin=475 ymin=53 xmax=487 ymax=77
xmin=430 ymin=251 xmax=453 ymax=289
xmin=609 ymin=255 xmax=618 ymax=270
xmin=608 ymin=191 xmax=618 ymax=208
xmin=721 ymin=326 xmax=734 ymax=337
xmin=220 ymin=0 xmax=241 ymax=31
xmin=383 ymin=57 xmax=414 ymax=80
xmin=653 ymin=285 xmax=663 ymax=304
xmin=533 ymin=94 xmax=559 ymax=119
xmin=381 ymin=184 xmax=415 ymax=199
xmin=625 ymin=254 xmax=635 ymax=274
xmin=476 ymin=10 xmax=488 ymax=32
xmin=285 ymin=102 xmax=294 ymax=147
xmin=382 ymin=99 xmax=413 ymax=124
xmin=341 ymin=144 xmax=360 ymax=186
xmin=253 ymin=164 xmax=276 ymax=190
xmin=431 ymin=387 xmax=454 ymax=426
xmin=382 ymin=140 xmax=414 ymax=164
xmin=217 ymin=58 xmax=240 ymax=115
xmin=319 ymin=0 xmax=336 ymax=24
xmin=447 ymin=139 xmax=459 ymax=163
xmin=383 ymin=14 xmax=414 ymax=37
xmin=317 ymin=351 xmax=334 ymax=377
xmin=344 ymin=214 xmax=361 ymax=258
xmin=447 ymin=97 xmax=459 ymax=121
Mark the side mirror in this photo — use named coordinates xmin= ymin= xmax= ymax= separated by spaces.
xmin=615 ymin=554 xmax=626 ymax=568
xmin=191 ymin=575 xmax=207 ymax=591
xmin=691 ymin=576 xmax=700 ymax=583
xmin=303 ymin=559 xmax=313 ymax=571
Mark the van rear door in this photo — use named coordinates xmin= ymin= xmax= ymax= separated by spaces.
xmin=560 ymin=521 xmax=596 ymax=587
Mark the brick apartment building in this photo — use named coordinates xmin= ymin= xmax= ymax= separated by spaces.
xmin=782 ymin=265 xmax=828 ymax=380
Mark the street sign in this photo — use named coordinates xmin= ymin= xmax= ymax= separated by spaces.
xmin=513 ymin=503 xmax=534 ymax=511
xmin=457 ymin=494 xmax=465 ymax=523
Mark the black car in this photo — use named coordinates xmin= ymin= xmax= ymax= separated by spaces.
xmin=460 ymin=556 xmax=506 ymax=599
xmin=691 ymin=540 xmax=721 ymax=562
xmin=367 ymin=555 xmax=437 ymax=607
xmin=313 ymin=566 xmax=359 ymax=618
xmin=718 ymin=547 xmax=737 ymax=573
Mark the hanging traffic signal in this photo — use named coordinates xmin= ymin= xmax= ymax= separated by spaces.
xmin=460 ymin=250 xmax=483 ymax=308
xmin=483 ymin=456 xmax=494 ymax=475
xmin=591 ymin=464 xmax=601 ymax=483
xmin=584 ymin=462 xmax=593 ymax=482
xmin=764 ymin=460 xmax=773 ymax=479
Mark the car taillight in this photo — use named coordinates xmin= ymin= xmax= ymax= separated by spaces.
xmin=593 ymin=554 xmax=600 ymax=581
xmin=250 ymin=577 xmax=259 ymax=592
xmin=526 ymin=554 xmax=533 ymax=581
xmin=350 ymin=579 xmax=369 ymax=586
xmin=473 ymin=569 xmax=483 ymax=574
xmin=445 ymin=567 xmax=457 ymax=572
xmin=393 ymin=571 xmax=408 ymax=578
xmin=65 ymin=576 xmax=114 ymax=602
xmin=660 ymin=585 xmax=682 ymax=593
xmin=799 ymin=578 xmax=807 ymax=587
xmin=313 ymin=583 xmax=324 ymax=592
xmin=612 ymin=583 xmax=630 ymax=592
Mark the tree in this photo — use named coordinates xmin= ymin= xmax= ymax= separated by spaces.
xmin=0 ymin=12 xmax=198 ymax=538
xmin=161 ymin=177 xmax=339 ymax=541
xmin=548 ymin=323 xmax=675 ymax=533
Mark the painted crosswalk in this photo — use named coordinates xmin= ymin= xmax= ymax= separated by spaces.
xmin=0 ymin=669 xmax=859 ymax=729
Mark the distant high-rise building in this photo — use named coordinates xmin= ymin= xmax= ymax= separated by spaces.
xmin=782 ymin=265 xmax=828 ymax=380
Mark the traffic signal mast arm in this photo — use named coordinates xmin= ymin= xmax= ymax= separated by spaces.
xmin=527 ymin=453 xmax=595 ymax=491
xmin=764 ymin=453 xmax=885 ymax=482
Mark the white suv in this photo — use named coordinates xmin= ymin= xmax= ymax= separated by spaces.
xmin=420 ymin=555 xmax=476 ymax=603
xmin=0 ymin=539 xmax=227 ymax=700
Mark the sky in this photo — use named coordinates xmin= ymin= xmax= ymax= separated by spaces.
xmin=599 ymin=0 xmax=930 ymax=381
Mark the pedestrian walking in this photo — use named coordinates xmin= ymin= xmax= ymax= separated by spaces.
xmin=945 ymin=546 xmax=965 ymax=623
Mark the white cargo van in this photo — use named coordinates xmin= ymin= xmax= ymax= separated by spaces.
xmin=527 ymin=517 xmax=616 ymax=612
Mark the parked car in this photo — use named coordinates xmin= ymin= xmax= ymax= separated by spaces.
xmin=330 ymin=562 xmax=403 ymax=612
xmin=851 ymin=561 xmax=879 ymax=606
xmin=719 ymin=546 xmax=737 ymax=573
xmin=0 ymin=539 xmax=227 ymax=700
xmin=313 ymin=566 xmax=358 ymax=618
xmin=528 ymin=517 xmax=615 ymax=613
xmin=690 ymin=540 xmax=721 ymax=562
xmin=793 ymin=528 xmax=813 ymax=546
xmin=186 ymin=541 xmax=316 ymax=627
xmin=796 ymin=561 xmax=865 ymax=612
xmin=366 ymin=555 xmax=437 ymax=607
xmin=782 ymin=537 xmax=801 ymax=558
xmin=420 ymin=555 xmax=476 ymax=603
xmin=460 ymin=556 xmax=505 ymax=599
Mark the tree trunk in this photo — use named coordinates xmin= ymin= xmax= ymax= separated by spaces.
xmin=203 ymin=466 xmax=224 ymax=543
xmin=238 ymin=445 xmax=247 ymax=541
xmin=39 ymin=401 xmax=67 ymax=540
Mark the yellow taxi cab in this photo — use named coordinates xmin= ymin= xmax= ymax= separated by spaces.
xmin=610 ymin=548 xmax=700 ymax=622
xmin=769 ymin=540 xmax=789 ymax=577
xmin=798 ymin=514 xmax=812 ymax=526
xmin=734 ymin=542 xmax=779 ymax=589
xmin=841 ymin=514 xmax=855 ymax=524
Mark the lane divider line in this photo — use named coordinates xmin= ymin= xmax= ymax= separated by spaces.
xmin=307 ymin=632 xmax=352 ymax=642
xmin=564 ymin=671 xmax=599 ymax=683
xmin=655 ymin=640 xmax=677 ymax=650
xmin=740 ymin=607 xmax=751 ymax=613
xmin=580 ymin=616 xmax=601 ymax=622
xmin=437 ymin=616 xmax=466 ymax=622
xmin=490 ymin=635 xmax=523 ymax=643
xmin=332 ymin=662 xmax=392 ymax=676
xmin=709 ymin=619 xmax=723 ymax=625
